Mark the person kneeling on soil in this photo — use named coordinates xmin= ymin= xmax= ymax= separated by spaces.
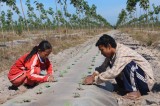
xmin=83 ymin=34 xmax=155 ymax=100
xmin=8 ymin=40 xmax=54 ymax=90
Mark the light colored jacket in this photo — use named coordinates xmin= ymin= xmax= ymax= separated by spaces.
xmin=94 ymin=43 xmax=154 ymax=90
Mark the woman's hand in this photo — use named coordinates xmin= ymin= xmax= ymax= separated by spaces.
xmin=47 ymin=75 xmax=54 ymax=82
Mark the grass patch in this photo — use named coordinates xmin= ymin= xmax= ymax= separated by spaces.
xmin=120 ymin=28 xmax=160 ymax=46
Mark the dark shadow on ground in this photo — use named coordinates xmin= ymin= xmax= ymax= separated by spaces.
xmin=8 ymin=83 xmax=38 ymax=90
xmin=8 ymin=85 xmax=19 ymax=90
xmin=96 ymin=82 xmax=127 ymax=96
xmin=151 ymin=82 xmax=160 ymax=92
xmin=95 ymin=81 xmax=114 ymax=92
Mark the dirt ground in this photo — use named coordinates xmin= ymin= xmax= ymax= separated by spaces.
xmin=0 ymin=30 xmax=160 ymax=106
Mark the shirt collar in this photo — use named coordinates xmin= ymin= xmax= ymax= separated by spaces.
xmin=110 ymin=45 xmax=117 ymax=62
xmin=111 ymin=53 xmax=116 ymax=61
xmin=109 ymin=53 xmax=116 ymax=65
xmin=109 ymin=45 xmax=117 ymax=66
xmin=37 ymin=53 xmax=45 ymax=63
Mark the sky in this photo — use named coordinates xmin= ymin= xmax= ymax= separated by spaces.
xmin=87 ymin=0 xmax=160 ymax=25
xmin=88 ymin=0 xmax=126 ymax=25
xmin=0 ymin=0 xmax=160 ymax=25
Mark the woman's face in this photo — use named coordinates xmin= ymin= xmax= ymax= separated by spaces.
xmin=38 ymin=49 xmax=52 ymax=59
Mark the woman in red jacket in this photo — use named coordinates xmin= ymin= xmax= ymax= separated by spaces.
xmin=8 ymin=40 xmax=54 ymax=89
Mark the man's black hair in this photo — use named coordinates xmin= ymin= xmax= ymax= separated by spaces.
xmin=96 ymin=34 xmax=117 ymax=48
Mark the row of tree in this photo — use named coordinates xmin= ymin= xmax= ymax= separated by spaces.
xmin=0 ymin=0 xmax=111 ymax=36
xmin=116 ymin=0 xmax=160 ymax=31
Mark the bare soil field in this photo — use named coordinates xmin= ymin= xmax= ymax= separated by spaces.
xmin=0 ymin=30 xmax=160 ymax=106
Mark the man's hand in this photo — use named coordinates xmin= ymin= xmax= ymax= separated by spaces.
xmin=83 ymin=72 xmax=99 ymax=85
xmin=47 ymin=75 xmax=54 ymax=82
xmin=83 ymin=75 xmax=94 ymax=85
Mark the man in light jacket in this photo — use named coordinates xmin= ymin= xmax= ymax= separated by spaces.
xmin=83 ymin=34 xmax=155 ymax=100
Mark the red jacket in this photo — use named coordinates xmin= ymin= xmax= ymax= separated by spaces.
xmin=8 ymin=53 xmax=53 ymax=83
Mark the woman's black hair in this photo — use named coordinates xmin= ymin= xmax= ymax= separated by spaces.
xmin=24 ymin=40 xmax=52 ymax=63
xmin=95 ymin=34 xmax=117 ymax=48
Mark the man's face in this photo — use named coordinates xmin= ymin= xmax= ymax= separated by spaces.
xmin=98 ymin=45 xmax=112 ymax=58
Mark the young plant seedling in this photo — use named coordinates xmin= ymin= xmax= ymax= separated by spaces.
xmin=59 ymin=71 xmax=64 ymax=77
xmin=54 ymin=69 xmax=58 ymax=72
xmin=23 ymin=99 xmax=31 ymax=103
xmin=93 ymin=58 xmax=96 ymax=61
xmin=45 ymin=84 xmax=50 ymax=88
xmin=88 ymin=70 xmax=92 ymax=74
xmin=91 ymin=64 xmax=94 ymax=66
xmin=36 ymin=88 xmax=42 ymax=94
xmin=64 ymin=70 xmax=68 ymax=73
xmin=85 ymin=51 xmax=88 ymax=54
xmin=64 ymin=101 xmax=72 ymax=106
xmin=73 ymin=92 xmax=80 ymax=98
xmin=93 ymin=56 xmax=96 ymax=59
xmin=67 ymin=66 xmax=70 ymax=69
xmin=77 ymin=82 xmax=84 ymax=90
xmin=53 ymin=77 xmax=58 ymax=82
xmin=92 ymin=60 xmax=95 ymax=63
xmin=88 ymin=67 xmax=92 ymax=70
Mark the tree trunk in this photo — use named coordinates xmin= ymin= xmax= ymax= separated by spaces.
xmin=55 ymin=0 xmax=59 ymax=34
xmin=0 ymin=1 xmax=5 ymax=56
xmin=20 ymin=0 xmax=29 ymax=34
xmin=140 ymin=8 xmax=142 ymax=31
